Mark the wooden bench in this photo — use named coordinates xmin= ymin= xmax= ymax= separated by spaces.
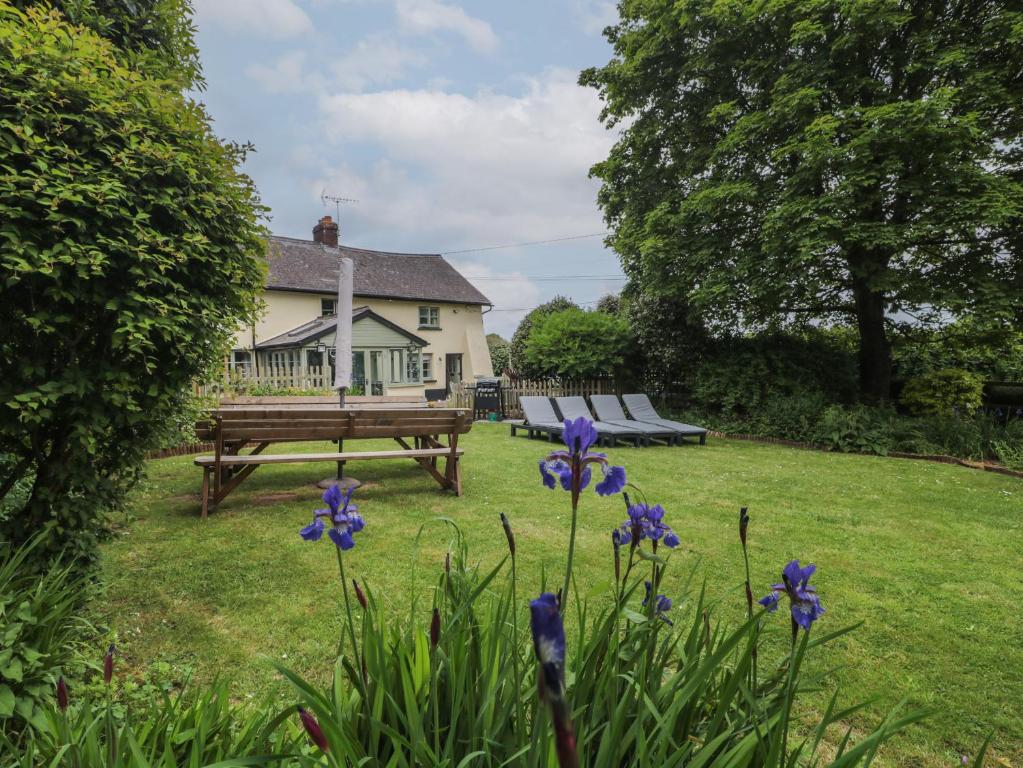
xmin=194 ymin=406 xmax=470 ymax=518
xmin=214 ymin=394 xmax=431 ymax=409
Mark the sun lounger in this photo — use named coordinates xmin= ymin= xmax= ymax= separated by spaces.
xmin=589 ymin=395 xmax=681 ymax=446
xmin=621 ymin=394 xmax=708 ymax=444
xmin=553 ymin=396 xmax=646 ymax=447
xmin=510 ymin=396 xmax=566 ymax=441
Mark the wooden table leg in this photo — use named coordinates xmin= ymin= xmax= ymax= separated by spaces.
xmin=201 ymin=467 xmax=211 ymax=519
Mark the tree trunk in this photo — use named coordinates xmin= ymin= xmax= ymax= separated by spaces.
xmin=851 ymin=277 xmax=892 ymax=403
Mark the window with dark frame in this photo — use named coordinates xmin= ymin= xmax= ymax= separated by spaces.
xmin=321 ymin=298 xmax=337 ymax=316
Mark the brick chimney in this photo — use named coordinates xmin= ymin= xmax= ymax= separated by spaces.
xmin=313 ymin=215 xmax=339 ymax=247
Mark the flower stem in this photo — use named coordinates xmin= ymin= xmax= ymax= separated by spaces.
xmin=561 ymin=490 xmax=579 ymax=615
xmin=740 ymin=536 xmax=758 ymax=691
xmin=510 ymin=548 xmax=526 ymax=736
xmin=335 ymin=548 xmax=361 ymax=674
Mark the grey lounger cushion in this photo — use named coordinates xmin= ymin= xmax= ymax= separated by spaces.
xmin=589 ymin=395 xmax=679 ymax=438
xmin=519 ymin=396 xmax=563 ymax=429
xmin=554 ymin=397 xmax=643 ymax=436
xmin=622 ymin=394 xmax=708 ymax=435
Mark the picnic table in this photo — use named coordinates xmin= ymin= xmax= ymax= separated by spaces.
xmin=194 ymin=396 xmax=471 ymax=518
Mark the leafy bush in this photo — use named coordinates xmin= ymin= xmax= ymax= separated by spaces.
xmin=3 ymin=676 xmax=299 ymax=766
xmin=993 ymin=440 xmax=1023 ymax=470
xmin=893 ymin=315 xmax=1023 ymax=381
xmin=688 ymin=329 xmax=859 ymax=416
xmin=0 ymin=537 xmax=92 ymax=733
xmin=900 ymin=368 xmax=985 ymax=416
xmin=749 ymin=392 xmax=828 ymax=440
xmin=509 ymin=296 xmax=578 ymax=376
xmin=813 ymin=406 xmax=893 ymax=455
xmin=524 ymin=308 xmax=632 ymax=379
xmin=0 ymin=5 xmax=266 ymax=566
xmin=487 ymin=333 xmax=511 ymax=374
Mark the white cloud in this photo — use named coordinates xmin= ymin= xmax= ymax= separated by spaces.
xmin=573 ymin=0 xmax=618 ymax=36
xmin=331 ymin=34 xmax=428 ymax=91
xmin=246 ymin=51 xmax=326 ymax=94
xmin=315 ymin=69 xmax=615 ymax=247
xmin=246 ymin=34 xmax=427 ymax=95
xmin=395 ymin=0 xmax=498 ymax=53
xmin=194 ymin=0 xmax=313 ymax=39
xmin=448 ymin=260 xmax=542 ymax=337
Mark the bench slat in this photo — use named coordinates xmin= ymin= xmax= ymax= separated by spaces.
xmin=214 ymin=416 xmax=462 ymax=429
xmin=195 ymin=447 xmax=461 ymax=466
xmin=216 ymin=408 xmax=464 ymax=420
xmin=211 ymin=426 xmax=464 ymax=440
xmin=218 ymin=395 xmax=427 ymax=406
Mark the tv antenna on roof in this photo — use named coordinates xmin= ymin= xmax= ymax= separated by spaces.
xmin=320 ymin=190 xmax=358 ymax=242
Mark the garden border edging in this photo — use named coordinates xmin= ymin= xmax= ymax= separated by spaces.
xmin=707 ymin=431 xmax=1023 ymax=479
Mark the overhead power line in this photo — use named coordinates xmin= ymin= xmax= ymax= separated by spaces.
xmin=441 ymin=232 xmax=609 ymax=256
xmin=488 ymin=298 xmax=608 ymax=312
xmin=471 ymin=274 xmax=626 ymax=282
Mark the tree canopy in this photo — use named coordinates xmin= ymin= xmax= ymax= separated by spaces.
xmin=509 ymin=296 xmax=578 ymax=377
xmin=487 ymin=333 xmax=511 ymax=374
xmin=524 ymin=308 xmax=631 ymax=380
xmin=582 ymin=0 xmax=1023 ymax=401
xmin=0 ymin=3 xmax=266 ymax=563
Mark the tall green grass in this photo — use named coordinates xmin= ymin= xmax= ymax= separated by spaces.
xmin=5 ymin=519 xmax=990 ymax=766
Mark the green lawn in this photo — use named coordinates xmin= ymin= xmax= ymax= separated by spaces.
xmin=93 ymin=424 xmax=1022 ymax=767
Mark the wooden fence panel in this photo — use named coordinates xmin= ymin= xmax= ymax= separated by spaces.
xmin=446 ymin=377 xmax=621 ymax=417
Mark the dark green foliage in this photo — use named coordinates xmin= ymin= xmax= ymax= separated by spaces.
xmin=509 ymin=296 xmax=577 ymax=376
xmin=595 ymin=292 xmax=622 ymax=315
xmin=682 ymin=398 xmax=1021 ymax=461
xmin=0 ymin=537 xmax=92 ymax=733
xmin=276 ymin=539 xmax=925 ymax=766
xmin=624 ymin=289 xmax=708 ymax=392
xmin=3 ymin=677 xmax=299 ymax=766
xmin=583 ymin=0 xmax=1023 ymax=401
xmin=0 ymin=5 xmax=266 ymax=565
xmin=524 ymin=307 xmax=632 ymax=379
xmin=689 ymin=329 xmax=859 ymax=416
xmin=893 ymin=316 xmax=1023 ymax=381
xmin=11 ymin=0 xmax=203 ymax=87
xmin=900 ymin=369 xmax=985 ymax=416
xmin=812 ymin=406 xmax=895 ymax=456
xmin=487 ymin=332 xmax=511 ymax=374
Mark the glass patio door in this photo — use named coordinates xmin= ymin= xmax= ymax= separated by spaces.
xmin=352 ymin=351 xmax=366 ymax=394
xmin=369 ymin=351 xmax=384 ymax=395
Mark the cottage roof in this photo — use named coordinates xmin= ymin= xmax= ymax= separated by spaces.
xmin=265 ymin=236 xmax=491 ymax=306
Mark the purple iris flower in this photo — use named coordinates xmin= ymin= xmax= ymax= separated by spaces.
xmin=529 ymin=592 xmax=577 ymax=768
xmin=758 ymin=560 xmax=824 ymax=631
xmin=616 ymin=503 xmax=680 ymax=549
xmin=645 ymin=504 xmax=680 ymax=547
xmin=595 ymin=465 xmax=626 ymax=496
xmin=562 ymin=416 xmax=598 ymax=454
xmin=530 ymin=593 xmax=566 ymax=693
xmin=299 ymin=484 xmax=364 ymax=550
xmin=642 ymin=581 xmax=673 ymax=625
xmin=540 ymin=417 xmax=625 ymax=498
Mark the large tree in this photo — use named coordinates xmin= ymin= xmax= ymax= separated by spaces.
xmin=582 ymin=0 xmax=1023 ymax=401
xmin=0 ymin=4 xmax=265 ymax=563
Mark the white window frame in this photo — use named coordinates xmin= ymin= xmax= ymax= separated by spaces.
xmin=421 ymin=353 xmax=433 ymax=381
xmin=321 ymin=298 xmax=337 ymax=316
xmin=388 ymin=348 xmax=422 ymax=384
xmin=418 ymin=306 xmax=440 ymax=328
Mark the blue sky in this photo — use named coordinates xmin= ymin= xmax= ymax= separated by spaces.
xmin=191 ymin=0 xmax=628 ymax=336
